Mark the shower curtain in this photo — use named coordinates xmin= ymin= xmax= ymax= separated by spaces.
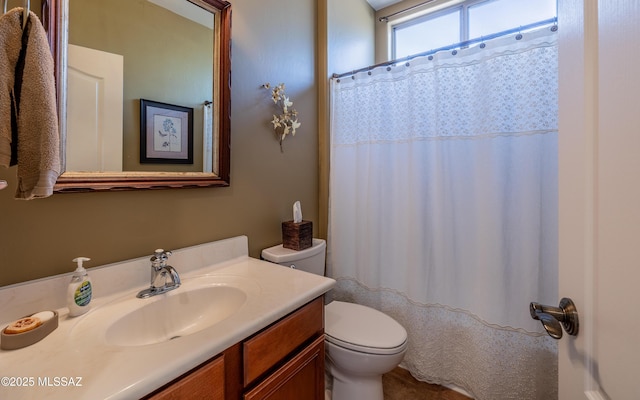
xmin=328 ymin=28 xmax=558 ymax=400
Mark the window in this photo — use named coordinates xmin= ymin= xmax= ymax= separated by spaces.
xmin=392 ymin=0 xmax=557 ymax=59
xmin=394 ymin=9 xmax=461 ymax=61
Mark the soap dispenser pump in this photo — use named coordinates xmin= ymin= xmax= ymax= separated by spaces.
xmin=67 ymin=257 xmax=92 ymax=317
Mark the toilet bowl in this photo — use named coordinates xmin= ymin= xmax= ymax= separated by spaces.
xmin=261 ymin=239 xmax=407 ymax=400
xmin=325 ymin=300 xmax=407 ymax=400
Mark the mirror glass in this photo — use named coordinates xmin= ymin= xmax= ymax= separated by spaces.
xmin=48 ymin=0 xmax=231 ymax=191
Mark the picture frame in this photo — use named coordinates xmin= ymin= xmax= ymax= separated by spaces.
xmin=140 ymin=99 xmax=194 ymax=164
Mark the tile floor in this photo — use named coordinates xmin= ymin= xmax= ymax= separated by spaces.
xmin=382 ymin=367 xmax=472 ymax=400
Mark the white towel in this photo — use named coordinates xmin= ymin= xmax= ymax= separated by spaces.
xmin=0 ymin=8 xmax=60 ymax=200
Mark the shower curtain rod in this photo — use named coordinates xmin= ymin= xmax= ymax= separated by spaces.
xmin=332 ymin=17 xmax=557 ymax=79
xmin=378 ymin=0 xmax=436 ymax=22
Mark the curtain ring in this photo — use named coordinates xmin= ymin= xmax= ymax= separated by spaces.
xmin=515 ymin=26 xmax=523 ymax=40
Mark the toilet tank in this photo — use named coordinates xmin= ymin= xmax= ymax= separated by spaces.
xmin=261 ymin=238 xmax=326 ymax=276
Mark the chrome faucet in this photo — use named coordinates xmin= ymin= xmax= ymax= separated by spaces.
xmin=137 ymin=249 xmax=181 ymax=298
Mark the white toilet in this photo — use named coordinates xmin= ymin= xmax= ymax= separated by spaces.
xmin=261 ymin=239 xmax=408 ymax=400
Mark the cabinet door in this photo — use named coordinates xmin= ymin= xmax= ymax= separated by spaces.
xmin=243 ymin=297 xmax=323 ymax=387
xmin=146 ymin=355 xmax=225 ymax=400
xmin=244 ymin=336 xmax=325 ymax=400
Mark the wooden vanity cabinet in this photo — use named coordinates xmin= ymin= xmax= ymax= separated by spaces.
xmin=242 ymin=297 xmax=324 ymax=400
xmin=145 ymin=296 xmax=325 ymax=400
xmin=145 ymin=355 xmax=225 ymax=400
xmin=243 ymin=335 xmax=324 ymax=400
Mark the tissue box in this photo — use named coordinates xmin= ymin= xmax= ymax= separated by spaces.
xmin=282 ymin=220 xmax=312 ymax=250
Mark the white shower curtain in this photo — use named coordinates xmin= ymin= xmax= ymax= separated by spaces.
xmin=328 ymin=28 xmax=558 ymax=400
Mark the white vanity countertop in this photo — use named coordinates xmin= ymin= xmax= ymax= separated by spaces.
xmin=0 ymin=237 xmax=335 ymax=400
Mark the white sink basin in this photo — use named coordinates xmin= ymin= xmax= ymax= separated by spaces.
xmin=106 ymin=286 xmax=246 ymax=346
xmin=71 ymin=274 xmax=261 ymax=347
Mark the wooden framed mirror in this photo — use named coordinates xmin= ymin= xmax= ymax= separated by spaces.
xmin=44 ymin=0 xmax=231 ymax=192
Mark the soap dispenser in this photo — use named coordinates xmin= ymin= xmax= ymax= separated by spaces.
xmin=67 ymin=257 xmax=92 ymax=317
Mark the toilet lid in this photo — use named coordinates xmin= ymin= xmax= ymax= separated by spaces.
xmin=325 ymin=301 xmax=407 ymax=354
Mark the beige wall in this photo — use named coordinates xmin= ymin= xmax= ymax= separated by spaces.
xmin=0 ymin=0 xmax=320 ymax=287
xmin=318 ymin=0 xmax=375 ymax=238
xmin=328 ymin=0 xmax=375 ymax=76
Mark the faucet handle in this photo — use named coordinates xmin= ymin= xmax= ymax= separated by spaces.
xmin=153 ymin=249 xmax=172 ymax=257
xmin=151 ymin=249 xmax=172 ymax=268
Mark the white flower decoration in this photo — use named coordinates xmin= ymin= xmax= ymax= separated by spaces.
xmin=271 ymin=115 xmax=281 ymax=128
xmin=262 ymin=82 xmax=301 ymax=152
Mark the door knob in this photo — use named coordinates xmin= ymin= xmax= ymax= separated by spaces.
xmin=529 ymin=298 xmax=579 ymax=339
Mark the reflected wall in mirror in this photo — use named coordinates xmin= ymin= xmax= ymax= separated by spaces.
xmin=47 ymin=0 xmax=231 ymax=192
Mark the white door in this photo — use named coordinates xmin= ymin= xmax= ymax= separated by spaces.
xmin=67 ymin=44 xmax=123 ymax=172
xmin=557 ymin=1 xmax=640 ymax=399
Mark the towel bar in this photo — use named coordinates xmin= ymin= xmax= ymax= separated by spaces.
xmin=2 ymin=0 xmax=30 ymax=29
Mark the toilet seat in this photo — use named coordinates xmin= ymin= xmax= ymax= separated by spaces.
xmin=325 ymin=301 xmax=407 ymax=355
